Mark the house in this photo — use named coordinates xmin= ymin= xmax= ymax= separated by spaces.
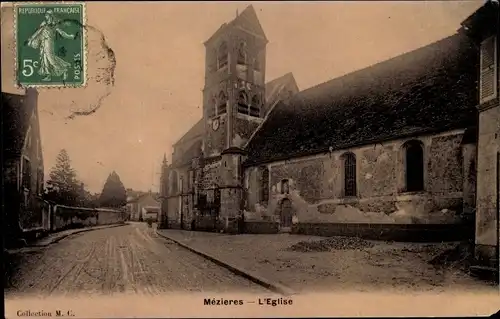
xmin=126 ymin=191 xmax=160 ymax=221
xmin=159 ymin=5 xmax=482 ymax=240
xmin=142 ymin=206 xmax=160 ymax=222
xmin=2 ymin=88 xmax=47 ymax=243
xmin=461 ymin=0 xmax=500 ymax=277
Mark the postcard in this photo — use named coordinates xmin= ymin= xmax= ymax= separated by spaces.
xmin=2 ymin=1 xmax=499 ymax=318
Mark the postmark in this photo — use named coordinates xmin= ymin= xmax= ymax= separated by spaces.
xmin=14 ymin=2 xmax=87 ymax=88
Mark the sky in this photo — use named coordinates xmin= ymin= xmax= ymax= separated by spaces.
xmin=1 ymin=1 xmax=484 ymax=194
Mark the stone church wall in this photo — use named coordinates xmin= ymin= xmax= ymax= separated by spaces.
xmin=205 ymin=115 xmax=228 ymax=157
xmin=245 ymin=129 xmax=473 ymax=227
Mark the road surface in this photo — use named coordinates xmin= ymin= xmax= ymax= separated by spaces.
xmin=5 ymin=222 xmax=265 ymax=297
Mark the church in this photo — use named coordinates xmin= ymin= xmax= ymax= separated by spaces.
xmin=159 ymin=3 xmax=498 ymax=270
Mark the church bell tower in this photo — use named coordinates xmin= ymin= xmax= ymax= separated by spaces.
xmin=202 ymin=5 xmax=268 ymax=232
xmin=202 ymin=5 xmax=268 ymax=157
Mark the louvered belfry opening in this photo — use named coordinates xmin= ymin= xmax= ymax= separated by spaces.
xmin=218 ymin=91 xmax=227 ymax=115
xmin=217 ymin=41 xmax=228 ymax=70
xmin=237 ymin=90 xmax=249 ymax=114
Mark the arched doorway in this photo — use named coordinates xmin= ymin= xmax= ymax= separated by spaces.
xmin=280 ymin=198 xmax=293 ymax=231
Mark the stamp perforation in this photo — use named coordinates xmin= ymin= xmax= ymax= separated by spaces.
xmin=13 ymin=1 xmax=88 ymax=89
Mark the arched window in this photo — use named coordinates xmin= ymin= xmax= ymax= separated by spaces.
xmin=341 ymin=152 xmax=357 ymax=197
xmin=260 ymin=167 xmax=269 ymax=204
xmin=237 ymin=41 xmax=247 ymax=65
xmin=218 ymin=91 xmax=227 ymax=115
xmin=404 ymin=140 xmax=424 ymax=192
xmin=281 ymin=179 xmax=290 ymax=195
xmin=170 ymin=171 xmax=178 ymax=195
xmin=179 ymin=176 xmax=184 ymax=194
xmin=188 ymin=170 xmax=194 ymax=192
xmin=217 ymin=42 xmax=228 ymax=69
xmin=237 ymin=90 xmax=249 ymax=114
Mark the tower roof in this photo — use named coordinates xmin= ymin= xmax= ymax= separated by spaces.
xmin=204 ymin=5 xmax=268 ymax=46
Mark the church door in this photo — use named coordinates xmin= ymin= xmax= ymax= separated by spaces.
xmin=280 ymin=199 xmax=293 ymax=229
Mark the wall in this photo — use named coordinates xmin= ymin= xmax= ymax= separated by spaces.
xmin=475 ymin=106 xmax=499 ymax=249
xmin=166 ymin=165 xmax=193 ymax=228
xmin=96 ymin=209 xmax=126 ymax=226
xmin=245 ymin=130 xmax=468 ymax=226
xmin=462 ymin=143 xmax=477 ymax=216
xmin=52 ymin=206 xmax=125 ymax=231
xmin=200 ymin=159 xmax=221 ymax=188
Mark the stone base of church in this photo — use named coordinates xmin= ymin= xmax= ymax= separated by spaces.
xmin=216 ymin=217 xmax=239 ymax=234
xmin=166 ymin=220 xmax=181 ymax=229
xmin=242 ymin=220 xmax=280 ymax=234
xmin=290 ymin=222 xmax=473 ymax=242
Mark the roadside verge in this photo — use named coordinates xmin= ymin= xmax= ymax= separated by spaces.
xmin=155 ymin=229 xmax=297 ymax=296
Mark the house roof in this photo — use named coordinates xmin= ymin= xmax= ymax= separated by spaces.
xmin=244 ymin=32 xmax=479 ymax=166
xmin=2 ymin=90 xmax=35 ymax=159
xmin=127 ymin=192 xmax=160 ymax=203
xmin=204 ymin=5 xmax=268 ymax=46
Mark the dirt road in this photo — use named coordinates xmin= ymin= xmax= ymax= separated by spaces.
xmin=5 ymin=222 xmax=265 ymax=297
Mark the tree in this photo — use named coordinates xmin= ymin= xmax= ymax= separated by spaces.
xmin=74 ymin=181 xmax=96 ymax=208
xmin=44 ymin=149 xmax=81 ymax=206
xmin=99 ymin=171 xmax=127 ymax=208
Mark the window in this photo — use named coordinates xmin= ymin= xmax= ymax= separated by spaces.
xmin=218 ymin=91 xmax=227 ymax=115
xmin=237 ymin=41 xmax=247 ymax=65
xmin=236 ymin=92 xmax=261 ymax=117
xmin=404 ymin=140 xmax=424 ymax=192
xmin=237 ymin=90 xmax=249 ymax=115
xmin=281 ymin=179 xmax=289 ymax=195
xmin=188 ymin=170 xmax=195 ymax=192
xmin=480 ymin=36 xmax=497 ymax=102
xmin=170 ymin=171 xmax=178 ymax=194
xmin=254 ymin=57 xmax=261 ymax=71
xmin=342 ymin=152 xmax=357 ymax=197
xmin=217 ymin=42 xmax=228 ymax=70
xmin=22 ymin=157 xmax=31 ymax=191
xmin=250 ymin=94 xmax=261 ymax=117
xmin=260 ymin=167 xmax=269 ymax=204
xmin=179 ymin=177 xmax=184 ymax=194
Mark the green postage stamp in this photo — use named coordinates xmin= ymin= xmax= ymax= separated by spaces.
xmin=14 ymin=2 xmax=87 ymax=88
